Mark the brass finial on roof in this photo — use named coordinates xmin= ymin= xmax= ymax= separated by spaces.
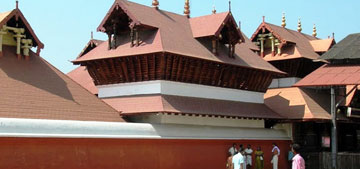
xmin=297 ymin=18 xmax=302 ymax=32
xmin=91 ymin=31 xmax=94 ymax=40
xmin=212 ymin=0 xmax=216 ymax=14
xmin=184 ymin=0 xmax=190 ymax=18
xmin=152 ymin=0 xmax=159 ymax=9
xmin=313 ymin=24 xmax=317 ymax=37
xmin=281 ymin=13 xmax=286 ymax=28
xmin=262 ymin=16 xmax=265 ymax=23
xmin=212 ymin=5 xmax=216 ymax=14
xmin=16 ymin=0 xmax=19 ymax=9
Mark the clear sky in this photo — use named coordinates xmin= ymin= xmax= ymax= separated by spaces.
xmin=1 ymin=0 xmax=359 ymax=73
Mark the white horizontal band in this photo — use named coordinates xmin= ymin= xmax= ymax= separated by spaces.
xmin=98 ymin=80 xmax=264 ymax=103
xmin=0 ymin=118 xmax=290 ymax=140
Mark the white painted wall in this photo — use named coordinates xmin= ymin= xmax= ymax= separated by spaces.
xmin=129 ymin=114 xmax=265 ymax=128
xmin=0 ymin=118 xmax=290 ymax=140
xmin=269 ymin=77 xmax=302 ymax=89
xmin=273 ymin=123 xmax=293 ymax=138
xmin=98 ymin=80 xmax=264 ymax=103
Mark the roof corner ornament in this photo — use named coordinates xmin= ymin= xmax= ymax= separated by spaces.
xmin=184 ymin=0 xmax=190 ymax=18
xmin=91 ymin=31 xmax=94 ymax=40
xmin=281 ymin=12 xmax=286 ymax=28
xmin=262 ymin=16 xmax=265 ymax=23
xmin=16 ymin=0 xmax=19 ymax=9
xmin=313 ymin=24 xmax=317 ymax=37
xmin=297 ymin=18 xmax=302 ymax=32
xmin=152 ymin=0 xmax=159 ymax=10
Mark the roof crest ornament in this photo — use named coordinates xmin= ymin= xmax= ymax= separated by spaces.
xmin=212 ymin=0 xmax=216 ymax=14
xmin=313 ymin=24 xmax=317 ymax=37
xmin=16 ymin=0 xmax=19 ymax=9
xmin=228 ymin=0 xmax=231 ymax=12
xmin=281 ymin=12 xmax=286 ymax=28
xmin=297 ymin=18 xmax=302 ymax=32
xmin=152 ymin=0 xmax=159 ymax=10
xmin=184 ymin=0 xmax=190 ymax=18
xmin=262 ymin=16 xmax=265 ymax=23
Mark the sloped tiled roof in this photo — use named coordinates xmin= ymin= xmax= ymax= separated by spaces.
xmin=73 ymin=0 xmax=282 ymax=74
xmin=103 ymin=95 xmax=283 ymax=119
xmin=294 ymin=64 xmax=360 ymax=87
xmin=320 ymin=33 xmax=360 ymax=60
xmin=189 ymin=12 xmax=242 ymax=40
xmin=0 ymin=46 xmax=123 ymax=122
xmin=310 ymin=38 xmax=335 ymax=53
xmin=265 ymin=87 xmax=331 ymax=120
xmin=67 ymin=66 xmax=98 ymax=95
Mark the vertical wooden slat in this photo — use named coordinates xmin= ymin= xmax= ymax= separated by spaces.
xmin=127 ymin=57 xmax=136 ymax=82
xmin=192 ymin=59 xmax=202 ymax=83
xmin=149 ymin=54 xmax=156 ymax=80
xmin=120 ymin=58 xmax=130 ymax=82
xmin=165 ymin=54 xmax=173 ymax=80
xmin=176 ymin=56 xmax=184 ymax=81
xmin=170 ymin=55 xmax=179 ymax=81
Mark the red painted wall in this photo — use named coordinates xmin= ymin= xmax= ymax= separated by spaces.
xmin=0 ymin=138 xmax=290 ymax=169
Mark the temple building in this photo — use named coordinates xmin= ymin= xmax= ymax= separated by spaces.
xmin=294 ymin=33 xmax=360 ymax=169
xmin=68 ymin=0 xmax=293 ymax=168
xmin=250 ymin=14 xmax=360 ymax=169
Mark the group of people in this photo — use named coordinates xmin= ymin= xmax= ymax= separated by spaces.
xmin=227 ymin=143 xmax=305 ymax=169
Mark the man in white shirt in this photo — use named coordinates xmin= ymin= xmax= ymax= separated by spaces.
xmin=229 ymin=143 xmax=238 ymax=156
xmin=245 ymin=144 xmax=253 ymax=169
xmin=271 ymin=143 xmax=280 ymax=169
xmin=232 ymin=148 xmax=245 ymax=169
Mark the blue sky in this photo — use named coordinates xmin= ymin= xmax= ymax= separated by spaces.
xmin=1 ymin=0 xmax=359 ymax=73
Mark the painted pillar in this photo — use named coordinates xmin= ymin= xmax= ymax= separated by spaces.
xmin=0 ymin=27 xmax=7 ymax=57
xmin=269 ymin=35 xmax=275 ymax=56
xmin=21 ymin=39 xmax=32 ymax=60
xmin=331 ymin=86 xmax=337 ymax=169
xmin=259 ymin=37 xmax=265 ymax=57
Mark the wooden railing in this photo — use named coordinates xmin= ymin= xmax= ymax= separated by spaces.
xmin=303 ymin=152 xmax=360 ymax=169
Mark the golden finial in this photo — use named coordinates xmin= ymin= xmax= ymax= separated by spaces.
xmin=312 ymin=24 xmax=317 ymax=37
xmin=212 ymin=5 xmax=216 ymax=14
xmin=152 ymin=0 xmax=159 ymax=9
xmin=297 ymin=18 xmax=302 ymax=32
xmin=281 ymin=13 xmax=286 ymax=28
xmin=184 ymin=0 xmax=190 ymax=18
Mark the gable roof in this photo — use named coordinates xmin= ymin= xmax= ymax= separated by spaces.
xmin=0 ymin=9 xmax=44 ymax=50
xmin=189 ymin=12 xmax=242 ymax=40
xmin=320 ymin=33 xmax=360 ymax=60
xmin=310 ymin=38 xmax=335 ymax=53
xmin=250 ymin=22 xmax=329 ymax=61
xmin=77 ymin=39 xmax=105 ymax=58
xmin=73 ymin=0 xmax=282 ymax=74
xmin=0 ymin=45 xmax=123 ymax=122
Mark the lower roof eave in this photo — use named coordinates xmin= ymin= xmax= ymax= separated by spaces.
xmin=121 ymin=111 xmax=284 ymax=120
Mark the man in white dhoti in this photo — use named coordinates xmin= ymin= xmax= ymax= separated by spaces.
xmin=271 ymin=143 xmax=280 ymax=169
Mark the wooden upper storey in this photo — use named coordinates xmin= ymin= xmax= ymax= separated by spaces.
xmin=72 ymin=0 xmax=284 ymax=92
